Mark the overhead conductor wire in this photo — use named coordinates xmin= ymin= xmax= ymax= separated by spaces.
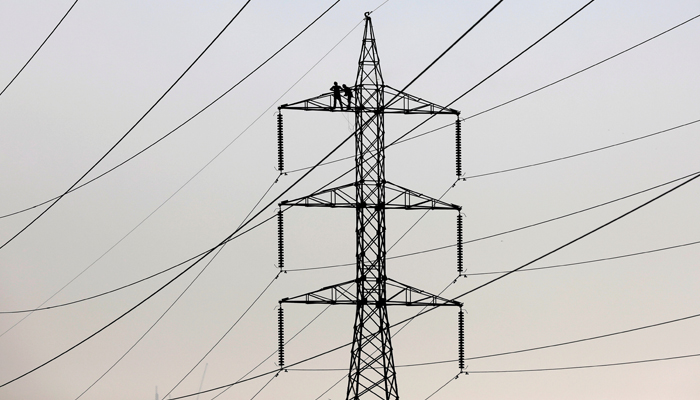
xmin=3 ymin=11 xmax=697 ymax=220
xmin=73 ymin=172 xmax=282 ymax=398
xmin=0 ymin=0 xmax=255 ymax=250
xmin=0 ymin=1 xmax=79 ymax=97
xmin=0 ymin=0 xmax=344 ymax=340
xmin=0 ymin=0 xmax=341 ymax=221
xmin=1 ymin=0 xmax=473 ymax=385
xmin=169 ymin=3 xmax=503 ymax=398
xmin=142 ymin=3 xmax=511 ymax=399
xmin=169 ymin=166 xmax=700 ymax=400
xmin=279 ymin=12 xmax=700 ymax=177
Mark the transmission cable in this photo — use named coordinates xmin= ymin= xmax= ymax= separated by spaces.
xmin=393 ymin=13 xmax=700 ymax=149
xmin=4 ymin=9 xmax=696 ymax=222
xmin=0 ymin=1 xmax=79 ymax=98
xmin=264 ymin=170 xmax=700 ymax=397
xmin=159 ymin=270 xmax=282 ymax=400
xmin=288 ymin=0 xmax=700 ymax=178
xmin=0 ymin=0 xmax=485 ymax=383
xmin=0 ymin=0 xmax=254 ymax=250
xmin=462 ymin=118 xmax=699 ymax=179
xmin=387 ymin=0 xmax=596 ymax=150
xmin=5 ymin=140 xmax=694 ymax=316
xmin=208 ymin=305 xmax=332 ymax=400
xmin=167 ymin=304 xmax=700 ymax=399
xmin=74 ymin=243 xmax=227 ymax=399
xmin=444 ymin=172 xmax=700 ymax=303
xmin=467 ymin=352 xmax=700 ymax=374
xmin=0 ymin=2 xmax=349 ymax=339
xmin=284 ymin=169 xmax=700 ymax=272
xmin=0 ymin=0 xmax=339 ymax=221
xmin=71 ymin=163 xmax=285 ymax=396
xmin=156 ymin=4 xmax=511 ymax=399
xmin=464 ymin=239 xmax=700 ymax=276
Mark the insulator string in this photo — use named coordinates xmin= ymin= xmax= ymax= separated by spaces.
xmin=458 ymin=308 xmax=465 ymax=372
xmin=457 ymin=214 xmax=463 ymax=275
xmin=277 ymin=111 xmax=284 ymax=173
xmin=277 ymin=210 xmax=284 ymax=271
xmin=455 ymin=117 xmax=462 ymax=177
xmin=278 ymin=305 xmax=285 ymax=368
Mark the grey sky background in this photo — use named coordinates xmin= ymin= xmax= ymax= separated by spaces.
xmin=1 ymin=1 xmax=699 ymax=399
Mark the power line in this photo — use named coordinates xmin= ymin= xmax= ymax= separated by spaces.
xmin=284 ymin=170 xmax=700 ymax=272
xmin=0 ymin=0 xmax=340 ymax=222
xmin=0 ymin=4 xmax=354 ymax=342
xmin=1 ymin=0 xmax=477 ymax=383
xmin=447 ymin=172 xmax=700 ymax=302
xmin=209 ymin=305 xmax=332 ymax=400
xmin=0 ymin=1 xmax=79 ymax=98
xmin=394 ymin=13 xmax=700 ymax=149
xmin=169 ymin=304 xmax=700 ymax=399
xmin=461 ymin=118 xmax=700 ymax=179
xmin=464 ymin=239 xmax=700 ymax=276
xmin=385 ymin=0 xmax=597 ymax=149
xmin=281 ymin=12 xmax=700 ymax=177
xmin=5 ymin=9 xmax=696 ymax=223
xmin=0 ymin=0 xmax=255 ymax=250
xmin=6 ymin=161 xmax=695 ymax=317
xmin=160 ymin=270 xmax=282 ymax=400
xmin=281 ymin=172 xmax=700 ymax=398
xmin=467 ymin=353 xmax=700 ymax=374
xmin=74 ymin=244 xmax=227 ymax=399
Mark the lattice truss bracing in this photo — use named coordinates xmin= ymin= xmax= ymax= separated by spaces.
xmin=278 ymin=13 xmax=462 ymax=400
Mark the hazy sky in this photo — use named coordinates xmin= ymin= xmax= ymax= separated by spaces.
xmin=1 ymin=1 xmax=699 ymax=399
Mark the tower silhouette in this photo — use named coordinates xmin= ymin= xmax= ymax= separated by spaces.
xmin=277 ymin=13 xmax=463 ymax=400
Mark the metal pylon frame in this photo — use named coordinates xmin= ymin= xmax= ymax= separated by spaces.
xmin=278 ymin=13 xmax=462 ymax=400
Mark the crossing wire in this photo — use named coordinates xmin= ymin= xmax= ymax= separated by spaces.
xmin=0 ymin=0 xmax=487 ymax=384
xmin=0 ymin=0 xmax=255 ymax=250
xmin=3 ymin=10 xmax=696 ymax=221
xmin=74 ymin=244 xmax=226 ymax=399
xmin=0 ymin=0 xmax=341 ymax=221
xmin=0 ymin=0 xmax=347 ymax=340
xmin=4 ymin=0 xmax=677 ymax=322
xmin=394 ymin=13 xmax=700 ymax=149
xmin=168 ymin=172 xmax=700 ymax=400
xmin=283 ymin=169 xmax=700 ymax=272
xmin=279 ymin=13 xmax=700 ymax=177
xmin=466 ymin=353 xmax=700 ymax=374
xmin=0 ymin=1 xmax=79 ymax=97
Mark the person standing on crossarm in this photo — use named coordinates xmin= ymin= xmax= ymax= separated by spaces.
xmin=330 ymin=81 xmax=343 ymax=109
xmin=342 ymin=84 xmax=353 ymax=111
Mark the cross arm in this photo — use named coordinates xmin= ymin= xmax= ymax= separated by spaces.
xmin=279 ymin=181 xmax=460 ymax=211
xmin=382 ymin=85 xmax=460 ymax=115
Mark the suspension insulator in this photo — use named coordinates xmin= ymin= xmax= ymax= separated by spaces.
xmin=277 ymin=210 xmax=284 ymax=271
xmin=457 ymin=214 xmax=463 ymax=275
xmin=458 ymin=309 xmax=465 ymax=372
xmin=455 ymin=118 xmax=462 ymax=178
xmin=277 ymin=111 xmax=284 ymax=173
xmin=278 ymin=305 xmax=285 ymax=368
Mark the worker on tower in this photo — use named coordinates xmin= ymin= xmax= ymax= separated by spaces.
xmin=342 ymin=84 xmax=354 ymax=110
xmin=330 ymin=81 xmax=343 ymax=109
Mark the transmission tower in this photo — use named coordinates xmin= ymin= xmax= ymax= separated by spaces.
xmin=276 ymin=13 xmax=465 ymax=400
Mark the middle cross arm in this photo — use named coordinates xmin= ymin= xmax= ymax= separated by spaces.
xmin=280 ymin=181 xmax=460 ymax=211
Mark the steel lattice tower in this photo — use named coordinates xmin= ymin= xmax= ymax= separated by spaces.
xmin=277 ymin=13 xmax=463 ymax=400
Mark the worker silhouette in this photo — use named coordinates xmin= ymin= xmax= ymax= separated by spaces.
xmin=330 ymin=81 xmax=343 ymax=110
xmin=342 ymin=84 xmax=353 ymax=110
